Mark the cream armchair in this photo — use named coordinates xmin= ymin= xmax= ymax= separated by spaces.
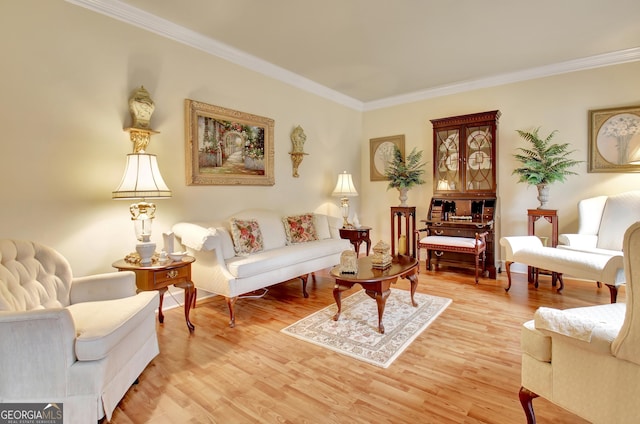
xmin=0 ymin=240 xmax=159 ymax=423
xmin=558 ymin=190 xmax=640 ymax=256
xmin=519 ymin=221 xmax=640 ymax=423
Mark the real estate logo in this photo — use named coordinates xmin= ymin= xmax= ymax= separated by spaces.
xmin=0 ymin=403 xmax=63 ymax=424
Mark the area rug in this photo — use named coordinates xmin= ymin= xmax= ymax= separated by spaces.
xmin=281 ymin=289 xmax=452 ymax=368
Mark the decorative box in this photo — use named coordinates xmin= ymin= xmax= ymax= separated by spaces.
xmin=371 ymin=240 xmax=392 ymax=269
xmin=339 ymin=249 xmax=358 ymax=274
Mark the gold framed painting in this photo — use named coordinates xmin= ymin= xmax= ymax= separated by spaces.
xmin=185 ymin=99 xmax=275 ymax=185
xmin=589 ymin=104 xmax=640 ymax=173
xmin=370 ymin=135 xmax=405 ymax=181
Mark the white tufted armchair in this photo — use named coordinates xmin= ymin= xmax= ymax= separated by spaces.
xmin=519 ymin=221 xmax=640 ymax=423
xmin=0 ymin=240 xmax=159 ymax=423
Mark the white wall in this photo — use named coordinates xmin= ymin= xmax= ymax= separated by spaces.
xmin=360 ymin=62 xmax=640 ymax=267
xmin=0 ymin=1 xmax=361 ymax=276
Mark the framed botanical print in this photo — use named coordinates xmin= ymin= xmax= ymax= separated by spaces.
xmin=185 ymin=99 xmax=275 ymax=185
xmin=589 ymin=105 xmax=640 ymax=173
xmin=370 ymin=135 xmax=405 ymax=181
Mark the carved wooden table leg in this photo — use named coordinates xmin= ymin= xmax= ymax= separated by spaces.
xmin=174 ymin=280 xmax=195 ymax=332
xmin=401 ymin=267 xmax=419 ymax=307
xmin=365 ymin=287 xmax=391 ymax=334
xmin=157 ymin=287 xmax=168 ymax=323
xmin=332 ymin=282 xmax=355 ymax=322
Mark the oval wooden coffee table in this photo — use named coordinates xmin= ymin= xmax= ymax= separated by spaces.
xmin=330 ymin=255 xmax=419 ymax=334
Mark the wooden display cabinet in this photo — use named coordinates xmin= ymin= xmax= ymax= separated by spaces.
xmin=421 ymin=110 xmax=501 ymax=278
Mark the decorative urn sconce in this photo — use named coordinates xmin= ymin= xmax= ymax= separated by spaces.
xmin=289 ymin=125 xmax=308 ymax=177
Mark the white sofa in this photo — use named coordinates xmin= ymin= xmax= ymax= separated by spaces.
xmin=518 ymin=221 xmax=640 ymax=424
xmin=173 ymin=209 xmax=351 ymax=327
xmin=0 ymin=239 xmax=159 ymax=423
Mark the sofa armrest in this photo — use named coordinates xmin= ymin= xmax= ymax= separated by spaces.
xmin=172 ymin=222 xmax=219 ymax=251
xmin=500 ymin=236 xmax=543 ymax=261
xmin=0 ymin=309 xmax=76 ymax=397
xmin=558 ymin=233 xmax=598 ymax=249
xmin=70 ymin=271 xmax=137 ymax=304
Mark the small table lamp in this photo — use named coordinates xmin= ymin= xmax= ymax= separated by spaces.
xmin=113 ymin=153 xmax=171 ymax=264
xmin=332 ymin=171 xmax=358 ymax=228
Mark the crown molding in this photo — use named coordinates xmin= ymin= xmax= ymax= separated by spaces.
xmin=66 ymin=0 xmax=364 ymax=111
xmin=68 ymin=0 xmax=639 ymax=113
xmin=363 ymin=47 xmax=640 ymax=111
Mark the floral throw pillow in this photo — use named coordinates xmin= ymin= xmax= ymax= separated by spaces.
xmin=230 ymin=218 xmax=264 ymax=255
xmin=283 ymin=213 xmax=318 ymax=244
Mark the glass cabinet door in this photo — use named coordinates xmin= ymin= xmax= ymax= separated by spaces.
xmin=465 ymin=125 xmax=493 ymax=191
xmin=431 ymin=110 xmax=499 ymax=196
xmin=435 ymin=129 xmax=460 ymax=192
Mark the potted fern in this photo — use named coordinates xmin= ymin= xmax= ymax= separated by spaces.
xmin=512 ymin=127 xmax=582 ymax=209
xmin=384 ymin=146 xmax=426 ymax=206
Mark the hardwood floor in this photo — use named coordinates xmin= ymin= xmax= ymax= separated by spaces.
xmin=111 ymin=267 xmax=621 ymax=423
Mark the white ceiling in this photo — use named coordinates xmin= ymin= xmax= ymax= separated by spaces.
xmin=70 ymin=0 xmax=640 ymax=110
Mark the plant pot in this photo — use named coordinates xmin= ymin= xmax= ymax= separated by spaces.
xmin=398 ymin=187 xmax=409 ymax=207
xmin=536 ymin=184 xmax=550 ymax=209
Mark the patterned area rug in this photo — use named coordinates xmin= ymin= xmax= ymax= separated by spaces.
xmin=281 ymin=289 xmax=451 ymax=368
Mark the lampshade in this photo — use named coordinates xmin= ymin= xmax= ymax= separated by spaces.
xmin=332 ymin=171 xmax=358 ymax=228
xmin=332 ymin=171 xmax=358 ymax=197
xmin=112 ymin=153 xmax=171 ymax=199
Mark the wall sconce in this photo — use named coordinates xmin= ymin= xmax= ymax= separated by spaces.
xmin=113 ymin=86 xmax=171 ymax=264
xmin=289 ymin=125 xmax=308 ymax=177
xmin=332 ymin=171 xmax=358 ymax=228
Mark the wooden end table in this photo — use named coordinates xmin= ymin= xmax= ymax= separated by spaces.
xmin=330 ymin=255 xmax=419 ymax=334
xmin=112 ymin=256 xmax=196 ymax=333
xmin=339 ymin=226 xmax=372 ymax=256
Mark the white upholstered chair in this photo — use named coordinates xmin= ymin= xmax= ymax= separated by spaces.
xmin=519 ymin=221 xmax=640 ymax=423
xmin=559 ymin=190 xmax=640 ymax=256
xmin=0 ymin=240 xmax=159 ymax=423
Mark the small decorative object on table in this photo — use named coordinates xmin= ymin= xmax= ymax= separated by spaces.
xmin=340 ymin=249 xmax=358 ymax=274
xmin=371 ymin=240 xmax=392 ymax=269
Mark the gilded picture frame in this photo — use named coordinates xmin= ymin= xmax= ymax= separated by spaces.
xmin=588 ymin=105 xmax=640 ymax=173
xmin=370 ymin=135 xmax=405 ymax=181
xmin=185 ymin=99 xmax=275 ymax=185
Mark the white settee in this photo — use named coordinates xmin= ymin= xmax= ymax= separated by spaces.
xmin=500 ymin=236 xmax=624 ymax=301
xmin=0 ymin=239 xmax=159 ymax=423
xmin=518 ymin=221 xmax=640 ymax=423
xmin=173 ymin=209 xmax=351 ymax=327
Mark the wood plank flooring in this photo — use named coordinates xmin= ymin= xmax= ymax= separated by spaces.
xmin=110 ymin=267 xmax=621 ymax=423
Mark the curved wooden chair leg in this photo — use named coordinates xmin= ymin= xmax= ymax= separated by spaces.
xmin=505 ymin=261 xmax=513 ymax=292
xmin=606 ymin=284 xmax=618 ymax=303
xmin=226 ymin=296 xmax=238 ymax=328
xmin=474 ymin=253 xmax=480 ymax=284
xmin=519 ymin=386 xmax=539 ymax=424
xmin=299 ymin=273 xmax=310 ymax=298
xmin=556 ymin=274 xmax=564 ymax=293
